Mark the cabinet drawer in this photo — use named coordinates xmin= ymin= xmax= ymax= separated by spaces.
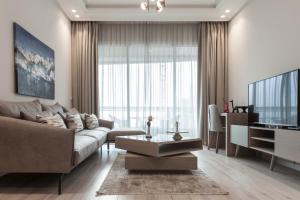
xmin=231 ymin=125 xmax=248 ymax=147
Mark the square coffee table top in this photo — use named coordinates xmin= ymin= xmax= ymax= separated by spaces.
xmin=117 ymin=134 xmax=201 ymax=144
xmin=115 ymin=134 xmax=202 ymax=157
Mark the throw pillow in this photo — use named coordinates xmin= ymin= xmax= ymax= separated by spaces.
xmin=36 ymin=114 xmax=67 ymax=129
xmin=85 ymin=114 xmax=99 ymax=130
xmin=66 ymin=113 xmax=84 ymax=133
xmin=58 ymin=107 xmax=80 ymax=122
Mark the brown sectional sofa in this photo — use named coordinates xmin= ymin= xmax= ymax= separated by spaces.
xmin=0 ymin=100 xmax=115 ymax=194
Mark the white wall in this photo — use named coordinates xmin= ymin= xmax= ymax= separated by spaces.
xmin=229 ymin=0 xmax=300 ymax=170
xmin=228 ymin=0 xmax=300 ymax=105
xmin=0 ymin=0 xmax=72 ymax=107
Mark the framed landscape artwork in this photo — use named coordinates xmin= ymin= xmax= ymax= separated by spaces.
xmin=14 ymin=23 xmax=55 ymax=99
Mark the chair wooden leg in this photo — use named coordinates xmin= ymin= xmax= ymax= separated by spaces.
xmin=107 ymin=142 xmax=110 ymax=151
xmin=100 ymin=146 xmax=102 ymax=156
xmin=58 ymin=173 xmax=63 ymax=195
xmin=207 ymin=132 xmax=210 ymax=150
xmin=216 ymin=132 xmax=220 ymax=154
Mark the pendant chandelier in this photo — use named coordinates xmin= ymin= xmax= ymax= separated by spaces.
xmin=140 ymin=0 xmax=166 ymax=12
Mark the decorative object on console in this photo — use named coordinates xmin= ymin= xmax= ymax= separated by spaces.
xmin=248 ymin=105 xmax=254 ymax=113
xmin=229 ymin=100 xmax=234 ymax=112
xmin=140 ymin=0 xmax=166 ymax=12
xmin=14 ymin=23 xmax=55 ymax=99
xmin=146 ymin=115 xmax=153 ymax=139
xmin=223 ymin=99 xmax=229 ymax=113
xmin=233 ymin=106 xmax=249 ymax=113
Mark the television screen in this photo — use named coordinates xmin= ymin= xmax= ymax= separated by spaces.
xmin=248 ymin=70 xmax=299 ymax=126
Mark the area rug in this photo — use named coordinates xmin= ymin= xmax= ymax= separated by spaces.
xmin=97 ymin=154 xmax=228 ymax=195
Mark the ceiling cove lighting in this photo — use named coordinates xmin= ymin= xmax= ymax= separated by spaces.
xmin=140 ymin=0 xmax=166 ymax=12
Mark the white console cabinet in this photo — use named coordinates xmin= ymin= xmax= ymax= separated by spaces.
xmin=230 ymin=125 xmax=300 ymax=170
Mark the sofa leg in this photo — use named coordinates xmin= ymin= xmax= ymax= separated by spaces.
xmin=58 ymin=173 xmax=63 ymax=195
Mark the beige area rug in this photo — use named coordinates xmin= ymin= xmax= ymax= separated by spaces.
xmin=97 ymin=154 xmax=228 ymax=195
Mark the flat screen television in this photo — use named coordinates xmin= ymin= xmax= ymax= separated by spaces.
xmin=248 ymin=69 xmax=300 ymax=127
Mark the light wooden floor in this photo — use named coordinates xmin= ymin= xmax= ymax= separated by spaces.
xmin=0 ymin=145 xmax=299 ymax=200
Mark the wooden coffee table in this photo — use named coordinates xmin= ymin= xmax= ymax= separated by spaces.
xmin=115 ymin=134 xmax=203 ymax=170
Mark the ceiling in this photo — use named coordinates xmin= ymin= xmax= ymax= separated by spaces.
xmin=57 ymin=0 xmax=249 ymax=21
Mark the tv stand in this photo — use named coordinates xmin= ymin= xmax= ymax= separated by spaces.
xmin=231 ymin=125 xmax=300 ymax=170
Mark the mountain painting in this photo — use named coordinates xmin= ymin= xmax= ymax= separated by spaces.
xmin=14 ymin=23 xmax=55 ymax=99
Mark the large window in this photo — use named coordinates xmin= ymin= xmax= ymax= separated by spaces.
xmin=98 ymin=23 xmax=198 ymax=136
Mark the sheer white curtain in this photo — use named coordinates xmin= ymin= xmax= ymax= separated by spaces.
xmin=98 ymin=23 xmax=198 ymax=136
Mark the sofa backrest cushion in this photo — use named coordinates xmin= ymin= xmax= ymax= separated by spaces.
xmin=0 ymin=99 xmax=42 ymax=118
xmin=42 ymin=102 xmax=64 ymax=115
xmin=20 ymin=110 xmax=53 ymax=122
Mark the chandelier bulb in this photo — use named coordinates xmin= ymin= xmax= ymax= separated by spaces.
xmin=140 ymin=1 xmax=148 ymax=10
xmin=141 ymin=0 xmax=165 ymax=12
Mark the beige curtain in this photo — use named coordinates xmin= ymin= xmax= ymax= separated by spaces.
xmin=71 ymin=22 xmax=99 ymax=115
xmin=197 ymin=22 xmax=228 ymax=144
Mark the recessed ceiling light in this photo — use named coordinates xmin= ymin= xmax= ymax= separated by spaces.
xmin=75 ymin=14 xmax=80 ymax=18
xmin=221 ymin=15 xmax=226 ymax=18
xmin=72 ymin=9 xmax=77 ymax=13
xmin=225 ymin=9 xmax=231 ymax=13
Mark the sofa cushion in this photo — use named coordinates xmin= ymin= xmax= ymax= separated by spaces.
xmin=77 ymin=128 xmax=108 ymax=147
xmin=94 ymin=127 xmax=111 ymax=132
xmin=74 ymin=135 xmax=98 ymax=165
xmin=98 ymin=119 xmax=114 ymax=129
xmin=85 ymin=114 xmax=99 ymax=129
xmin=0 ymin=99 xmax=42 ymax=118
xmin=42 ymin=102 xmax=64 ymax=115
xmin=66 ymin=113 xmax=84 ymax=133
xmin=107 ymin=128 xmax=146 ymax=141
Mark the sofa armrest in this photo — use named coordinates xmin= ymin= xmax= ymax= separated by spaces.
xmin=0 ymin=116 xmax=74 ymax=173
xmin=98 ymin=119 xmax=114 ymax=129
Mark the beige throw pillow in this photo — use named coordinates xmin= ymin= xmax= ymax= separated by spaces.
xmin=66 ymin=113 xmax=84 ymax=133
xmin=36 ymin=114 xmax=67 ymax=129
xmin=85 ymin=114 xmax=99 ymax=130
